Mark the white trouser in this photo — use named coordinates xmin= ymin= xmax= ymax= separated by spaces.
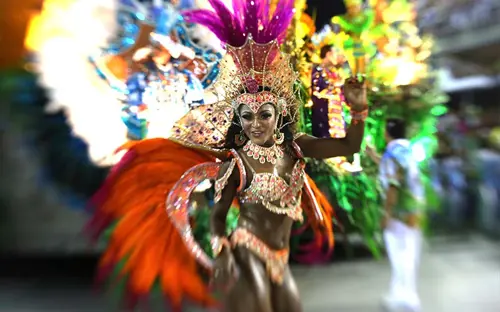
xmin=383 ymin=219 xmax=422 ymax=310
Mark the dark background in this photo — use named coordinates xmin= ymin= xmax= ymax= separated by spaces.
xmin=305 ymin=0 xmax=348 ymax=29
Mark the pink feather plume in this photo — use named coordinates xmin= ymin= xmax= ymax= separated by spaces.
xmin=182 ymin=0 xmax=295 ymax=47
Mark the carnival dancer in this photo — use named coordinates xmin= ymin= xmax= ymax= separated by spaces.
xmin=367 ymin=118 xmax=424 ymax=312
xmin=311 ymin=44 xmax=349 ymax=138
xmin=86 ymin=0 xmax=368 ymax=311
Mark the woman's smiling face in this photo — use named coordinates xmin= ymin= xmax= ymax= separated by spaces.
xmin=239 ymin=103 xmax=277 ymax=146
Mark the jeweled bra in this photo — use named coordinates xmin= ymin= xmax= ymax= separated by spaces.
xmin=239 ymin=157 xmax=305 ymax=222
xmin=214 ymin=142 xmax=305 ymax=222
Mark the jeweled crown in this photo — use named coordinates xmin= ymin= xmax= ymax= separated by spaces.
xmin=169 ymin=0 xmax=299 ymax=148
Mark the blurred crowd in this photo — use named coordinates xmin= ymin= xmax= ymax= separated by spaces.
xmin=418 ymin=0 xmax=500 ymax=35
xmin=432 ymin=103 xmax=500 ymax=236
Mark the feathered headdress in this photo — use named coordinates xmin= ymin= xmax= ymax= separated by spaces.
xmin=183 ymin=0 xmax=295 ymax=46
xmin=170 ymin=0 xmax=299 ymax=148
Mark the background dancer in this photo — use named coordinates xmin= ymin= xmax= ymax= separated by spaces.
xmin=367 ymin=118 xmax=424 ymax=312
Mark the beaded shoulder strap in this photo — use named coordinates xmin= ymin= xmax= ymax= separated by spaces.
xmin=214 ymin=150 xmax=247 ymax=203
xmin=230 ymin=149 xmax=247 ymax=192
xmin=291 ymin=141 xmax=304 ymax=159
xmin=293 ymin=132 xmax=306 ymax=140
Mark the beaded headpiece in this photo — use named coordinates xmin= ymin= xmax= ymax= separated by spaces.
xmin=170 ymin=0 xmax=298 ymax=148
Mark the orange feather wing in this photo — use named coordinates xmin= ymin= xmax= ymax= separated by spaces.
xmin=86 ymin=138 xmax=221 ymax=310
xmin=297 ymin=174 xmax=337 ymax=263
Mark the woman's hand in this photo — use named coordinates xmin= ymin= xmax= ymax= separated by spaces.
xmin=210 ymin=249 xmax=239 ymax=292
xmin=343 ymin=76 xmax=367 ymax=111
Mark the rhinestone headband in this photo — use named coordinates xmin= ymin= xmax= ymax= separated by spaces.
xmin=232 ymin=91 xmax=288 ymax=117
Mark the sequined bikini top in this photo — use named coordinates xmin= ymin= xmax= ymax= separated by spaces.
xmin=239 ymin=158 xmax=305 ymax=221
xmin=214 ymin=142 xmax=305 ymax=222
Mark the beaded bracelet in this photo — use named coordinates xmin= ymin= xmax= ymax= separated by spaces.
xmin=351 ymin=107 xmax=369 ymax=125
xmin=211 ymin=236 xmax=231 ymax=257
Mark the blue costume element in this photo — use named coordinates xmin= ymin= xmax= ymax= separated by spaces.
xmin=176 ymin=0 xmax=196 ymax=10
xmin=126 ymin=71 xmax=149 ymax=106
xmin=90 ymin=0 xmax=223 ymax=140
xmin=152 ymin=2 xmax=179 ymax=35
xmin=122 ymin=71 xmax=149 ymax=140
xmin=121 ymin=106 xmax=149 ymax=140
xmin=181 ymin=68 xmax=205 ymax=107
xmin=379 ymin=139 xmax=425 ymax=218
xmin=172 ymin=21 xmax=222 ymax=88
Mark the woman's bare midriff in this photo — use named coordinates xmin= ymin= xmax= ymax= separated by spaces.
xmin=236 ymin=202 xmax=294 ymax=250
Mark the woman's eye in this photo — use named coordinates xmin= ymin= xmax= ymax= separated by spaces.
xmin=261 ymin=113 xmax=272 ymax=119
xmin=241 ymin=115 xmax=252 ymax=120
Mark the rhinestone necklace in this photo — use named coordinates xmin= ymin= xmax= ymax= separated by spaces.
xmin=242 ymin=140 xmax=284 ymax=165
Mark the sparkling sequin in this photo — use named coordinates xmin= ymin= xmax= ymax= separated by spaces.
xmin=170 ymin=104 xmax=233 ymax=149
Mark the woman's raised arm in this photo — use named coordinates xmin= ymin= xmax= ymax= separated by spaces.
xmin=296 ymin=77 xmax=368 ymax=159
xmin=295 ymin=119 xmax=365 ymax=159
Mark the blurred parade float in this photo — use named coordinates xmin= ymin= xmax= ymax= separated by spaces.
xmin=22 ymin=0 xmax=224 ymax=165
xmin=88 ymin=0 xmax=223 ymax=141
xmin=283 ymin=0 xmax=448 ymax=256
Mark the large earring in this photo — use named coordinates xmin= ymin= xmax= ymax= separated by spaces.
xmin=273 ymin=129 xmax=285 ymax=145
xmin=235 ymin=130 xmax=246 ymax=146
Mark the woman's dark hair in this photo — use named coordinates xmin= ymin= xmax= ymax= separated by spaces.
xmin=320 ymin=44 xmax=333 ymax=59
xmin=386 ymin=118 xmax=406 ymax=139
xmin=222 ymin=87 xmax=296 ymax=152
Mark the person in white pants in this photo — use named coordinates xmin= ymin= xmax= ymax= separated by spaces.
xmin=367 ymin=118 xmax=424 ymax=312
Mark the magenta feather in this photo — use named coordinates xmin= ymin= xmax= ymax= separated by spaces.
xmin=244 ymin=0 xmax=259 ymax=39
xmin=292 ymin=236 xmax=333 ymax=265
xmin=182 ymin=0 xmax=294 ymax=46
xmin=207 ymin=0 xmax=244 ymax=44
xmin=265 ymin=0 xmax=295 ymax=42
xmin=260 ymin=0 xmax=270 ymax=26
xmin=183 ymin=9 xmax=231 ymax=43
